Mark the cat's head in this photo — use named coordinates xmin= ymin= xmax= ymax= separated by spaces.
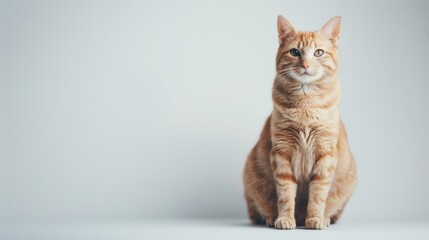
xmin=276 ymin=16 xmax=341 ymax=84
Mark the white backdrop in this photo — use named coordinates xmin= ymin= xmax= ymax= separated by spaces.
xmin=1 ymin=0 xmax=429 ymax=222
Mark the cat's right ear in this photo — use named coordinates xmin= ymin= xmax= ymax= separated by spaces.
xmin=277 ymin=15 xmax=297 ymax=45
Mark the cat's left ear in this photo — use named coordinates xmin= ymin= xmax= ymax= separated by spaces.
xmin=319 ymin=16 xmax=341 ymax=47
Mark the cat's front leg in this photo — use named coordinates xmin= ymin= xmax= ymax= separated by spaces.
xmin=305 ymin=152 xmax=337 ymax=230
xmin=271 ymin=151 xmax=297 ymax=230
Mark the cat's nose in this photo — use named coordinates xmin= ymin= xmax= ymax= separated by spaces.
xmin=301 ymin=62 xmax=310 ymax=69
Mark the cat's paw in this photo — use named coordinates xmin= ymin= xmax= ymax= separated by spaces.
xmin=265 ymin=216 xmax=276 ymax=227
xmin=305 ymin=217 xmax=330 ymax=230
xmin=274 ymin=216 xmax=296 ymax=230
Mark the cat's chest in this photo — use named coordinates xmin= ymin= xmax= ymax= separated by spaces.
xmin=272 ymin=108 xmax=339 ymax=179
xmin=291 ymin=126 xmax=317 ymax=181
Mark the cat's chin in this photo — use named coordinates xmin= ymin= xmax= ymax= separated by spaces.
xmin=294 ymin=75 xmax=316 ymax=84
xmin=290 ymin=74 xmax=319 ymax=84
xmin=292 ymin=72 xmax=324 ymax=84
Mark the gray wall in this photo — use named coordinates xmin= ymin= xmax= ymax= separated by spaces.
xmin=1 ymin=0 xmax=428 ymax=222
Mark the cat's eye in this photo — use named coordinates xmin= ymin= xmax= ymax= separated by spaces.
xmin=290 ymin=48 xmax=300 ymax=57
xmin=314 ymin=49 xmax=324 ymax=57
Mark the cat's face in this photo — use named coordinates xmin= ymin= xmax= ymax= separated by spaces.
xmin=276 ymin=16 xmax=341 ymax=84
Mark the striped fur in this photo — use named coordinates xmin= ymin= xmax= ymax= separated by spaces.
xmin=243 ymin=16 xmax=357 ymax=230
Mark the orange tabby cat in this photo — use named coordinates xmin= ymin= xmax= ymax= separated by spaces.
xmin=243 ymin=16 xmax=357 ymax=230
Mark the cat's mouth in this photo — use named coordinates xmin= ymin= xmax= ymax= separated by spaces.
xmin=297 ymin=68 xmax=314 ymax=76
xmin=301 ymin=71 xmax=314 ymax=76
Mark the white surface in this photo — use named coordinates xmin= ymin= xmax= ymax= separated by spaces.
xmin=1 ymin=219 xmax=428 ymax=240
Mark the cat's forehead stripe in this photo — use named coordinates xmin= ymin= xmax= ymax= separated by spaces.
xmin=296 ymin=33 xmax=318 ymax=49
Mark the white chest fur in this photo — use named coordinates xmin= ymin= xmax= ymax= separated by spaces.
xmin=291 ymin=126 xmax=316 ymax=181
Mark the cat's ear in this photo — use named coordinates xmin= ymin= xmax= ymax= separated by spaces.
xmin=277 ymin=15 xmax=297 ymax=45
xmin=319 ymin=16 xmax=341 ymax=47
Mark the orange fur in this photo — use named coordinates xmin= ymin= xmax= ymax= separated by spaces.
xmin=243 ymin=16 xmax=357 ymax=230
